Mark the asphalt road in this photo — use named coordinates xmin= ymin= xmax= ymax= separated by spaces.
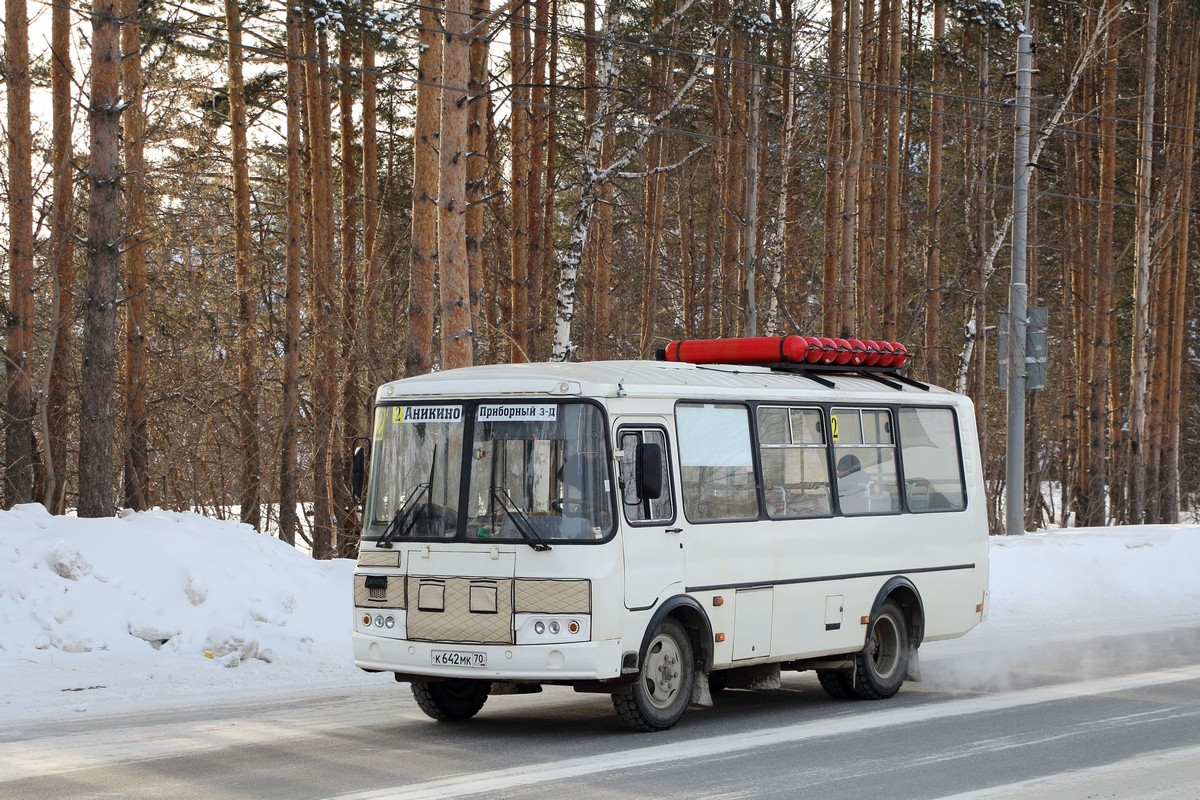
xmin=3 ymin=626 xmax=1199 ymax=800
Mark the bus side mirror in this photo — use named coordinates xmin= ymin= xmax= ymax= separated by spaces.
xmin=351 ymin=438 xmax=370 ymax=502
xmin=636 ymin=442 xmax=663 ymax=501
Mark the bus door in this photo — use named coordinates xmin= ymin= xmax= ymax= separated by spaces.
xmin=615 ymin=422 xmax=683 ymax=610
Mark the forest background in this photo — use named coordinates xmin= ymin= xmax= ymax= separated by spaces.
xmin=2 ymin=0 xmax=1197 ymax=558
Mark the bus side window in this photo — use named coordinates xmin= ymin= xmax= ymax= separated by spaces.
xmin=898 ymin=407 xmax=967 ymax=512
xmin=618 ymin=428 xmax=675 ymax=524
xmin=832 ymin=407 xmax=900 ymax=515
xmin=677 ymin=403 xmax=760 ymax=522
xmin=757 ymin=406 xmax=831 ymax=518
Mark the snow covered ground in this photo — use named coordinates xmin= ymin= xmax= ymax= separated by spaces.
xmin=2 ymin=502 xmax=1199 ymax=725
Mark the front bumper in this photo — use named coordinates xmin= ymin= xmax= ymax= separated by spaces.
xmin=353 ymin=631 xmax=624 ymax=682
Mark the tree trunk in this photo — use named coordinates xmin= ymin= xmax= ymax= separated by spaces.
xmin=882 ymin=0 xmax=901 ymax=339
xmin=439 ymin=0 xmax=475 ymax=369
xmin=1086 ymin=0 xmax=1119 ymax=527
xmin=336 ymin=21 xmax=361 ymax=556
xmin=224 ymin=0 xmax=259 ymax=527
xmin=45 ymin=0 xmax=75 ymax=514
xmin=79 ymin=0 xmax=123 ymax=517
xmin=509 ymin=1 xmax=530 ymax=361
xmin=4 ymin=0 xmax=34 ymax=507
xmin=279 ymin=4 xmax=305 ymax=547
xmin=525 ymin=0 xmax=549 ymax=359
xmin=1164 ymin=12 xmax=1198 ymax=523
xmin=720 ymin=17 xmax=746 ymax=336
xmin=923 ymin=0 xmax=944 ymax=384
xmin=639 ymin=0 xmax=670 ymax=354
xmin=1129 ymin=0 xmax=1159 ymax=523
xmin=362 ymin=0 xmax=382 ymax=394
xmin=822 ymin=0 xmax=844 ymax=335
xmin=767 ymin=0 xmax=800 ymax=335
xmin=840 ymin=0 xmax=863 ymax=336
xmin=466 ymin=0 xmax=489 ymax=363
xmin=408 ymin=5 xmax=440 ymax=375
xmin=743 ymin=17 xmax=762 ymax=338
xmin=304 ymin=19 xmax=338 ymax=558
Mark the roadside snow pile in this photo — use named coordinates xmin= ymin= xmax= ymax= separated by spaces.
xmin=985 ymin=526 xmax=1200 ymax=634
xmin=0 ymin=503 xmax=386 ymax=722
xmin=0 ymin=504 xmax=344 ymax=668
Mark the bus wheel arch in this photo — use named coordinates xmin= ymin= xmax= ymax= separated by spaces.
xmin=614 ymin=597 xmax=711 ymax=731
xmin=872 ymin=576 xmax=925 ymax=649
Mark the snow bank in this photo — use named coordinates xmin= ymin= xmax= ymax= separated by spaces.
xmin=0 ymin=503 xmax=385 ymax=722
xmin=2 ymin=503 xmax=1198 ymax=724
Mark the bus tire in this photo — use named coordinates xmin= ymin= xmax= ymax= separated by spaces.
xmin=816 ymin=669 xmax=855 ymax=699
xmin=851 ymin=599 xmax=909 ymax=700
xmin=613 ymin=617 xmax=695 ymax=731
xmin=411 ymin=678 xmax=491 ymax=721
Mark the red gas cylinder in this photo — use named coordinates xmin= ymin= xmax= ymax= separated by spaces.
xmin=832 ymin=338 xmax=854 ymax=365
xmin=875 ymin=340 xmax=896 ymax=368
xmin=817 ymin=337 xmax=840 ymax=365
xmin=803 ymin=336 xmax=826 ymax=364
xmin=846 ymin=339 xmax=868 ymax=366
xmin=661 ymin=336 xmax=811 ymax=365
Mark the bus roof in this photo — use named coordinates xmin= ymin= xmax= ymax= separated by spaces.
xmin=375 ymin=360 xmax=962 ymax=405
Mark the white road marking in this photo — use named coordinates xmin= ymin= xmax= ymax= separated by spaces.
xmin=2 ymin=666 xmax=1196 ymax=790
xmin=931 ymin=743 xmax=1200 ymax=800
xmin=326 ymin=665 xmax=1200 ymax=800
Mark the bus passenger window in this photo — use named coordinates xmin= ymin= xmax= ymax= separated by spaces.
xmin=619 ymin=428 xmax=674 ymax=524
xmin=757 ymin=406 xmax=831 ymax=518
xmin=832 ymin=407 xmax=900 ymax=515
xmin=899 ymin=407 xmax=966 ymax=511
xmin=677 ymin=403 xmax=759 ymax=522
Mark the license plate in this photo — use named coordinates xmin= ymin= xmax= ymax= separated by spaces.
xmin=431 ymin=650 xmax=486 ymax=668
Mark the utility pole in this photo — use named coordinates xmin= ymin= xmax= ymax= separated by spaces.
xmin=1005 ymin=5 xmax=1033 ymax=536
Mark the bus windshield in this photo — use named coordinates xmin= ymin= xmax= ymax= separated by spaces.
xmin=365 ymin=401 xmax=613 ymax=543
xmin=367 ymin=405 xmax=466 ymax=541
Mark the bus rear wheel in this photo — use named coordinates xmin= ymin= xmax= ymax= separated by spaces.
xmin=816 ymin=669 xmax=855 ymax=699
xmin=613 ymin=617 xmax=695 ymax=731
xmin=851 ymin=599 xmax=909 ymax=700
xmin=411 ymin=678 xmax=491 ymax=721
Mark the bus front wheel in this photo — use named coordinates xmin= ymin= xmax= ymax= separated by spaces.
xmin=852 ymin=599 xmax=909 ymax=700
xmin=613 ymin=617 xmax=695 ymax=731
xmin=411 ymin=678 xmax=491 ymax=721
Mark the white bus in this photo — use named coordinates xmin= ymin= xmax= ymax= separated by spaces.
xmin=351 ymin=336 xmax=989 ymax=731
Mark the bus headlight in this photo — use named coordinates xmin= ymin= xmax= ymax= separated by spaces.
xmin=516 ymin=616 xmax=590 ymax=644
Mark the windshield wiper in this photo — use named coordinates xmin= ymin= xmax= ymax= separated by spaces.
xmin=377 ymin=482 xmax=430 ymax=548
xmin=489 ymin=486 xmax=552 ymax=552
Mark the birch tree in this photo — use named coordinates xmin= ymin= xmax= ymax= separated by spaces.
xmin=552 ymin=3 xmax=719 ymax=360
